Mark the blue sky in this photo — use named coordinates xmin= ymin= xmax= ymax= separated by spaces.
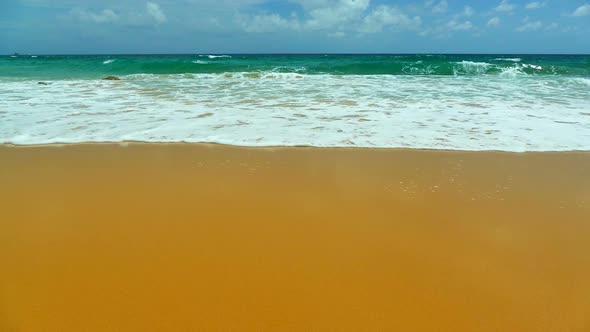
xmin=1 ymin=0 xmax=589 ymax=54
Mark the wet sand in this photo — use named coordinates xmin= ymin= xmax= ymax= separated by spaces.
xmin=1 ymin=143 xmax=589 ymax=331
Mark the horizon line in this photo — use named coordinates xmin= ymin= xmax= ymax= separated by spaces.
xmin=4 ymin=52 xmax=590 ymax=56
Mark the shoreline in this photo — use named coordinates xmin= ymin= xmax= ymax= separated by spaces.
xmin=1 ymin=143 xmax=589 ymax=331
xmin=2 ymin=141 xmax=590 ymax=154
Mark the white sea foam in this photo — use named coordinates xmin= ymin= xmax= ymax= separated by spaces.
xmin=498 ymin=66 xmax=526 ymax=78
xmin=573 ymin=78 xmax=590 ymax=86
xmin=103 ymin=59 xmax=117 ymax=64
xmin=522 ymin=63 xmax=543 ymax=70
xmin=494 ymin=58 xmax=522 ymax=62
xmin=200 ymin=55 xmax=232 ymax=59
xmin=1 ymin=73 xmax=589 ymax=151
xmin=454 ymin=61 xmax=492 ymax=75
xmin=192 ymin=60 xmax=208 ymax=64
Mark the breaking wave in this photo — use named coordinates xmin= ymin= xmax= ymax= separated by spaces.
xmin=1 ymin=54 xmax=589 ymax=79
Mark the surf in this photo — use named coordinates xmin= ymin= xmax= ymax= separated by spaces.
xmin=1 ymin=54 xmax=588 ymax=79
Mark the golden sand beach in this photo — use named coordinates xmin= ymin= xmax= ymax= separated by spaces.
xmin=1 ymin=143 xmax=589 ymax=331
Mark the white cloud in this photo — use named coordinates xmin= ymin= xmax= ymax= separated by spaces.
xmin=71 ymin=8 xmax=118 ymax=23
xmin=447 ymin=19 xmax=473 ymax=31
xmin=463 ymin=6 xmax=475 ymax=17
xmin=294 ymin=0 xmax=370 ymax=30
xmin=237 ymin=13 xmax=299 ymax=32
xmin=517 ymin=20 xmax=542 ymax=31
xmin=238 ymin=1 xmax=420 ymax=35
xmin=361 ymin=6 xmax=421 ymax=33
xmin=291 ymin=0 xmax=346 ymax=12
xmin=525 ymin=2 xmax=546 ymax=10
xmin=420 ymin=16 xmax=474 ymax=37
xmin=495 ymin=0 xmax=515 ymax=13
xmin=146 ymin=2 xmax=166 ymax=24
xmin=425 ymin=0 xmax=448 ymax=14
xmin=487 ymin=17 xmax=501 ymax=27
xmin=68 ymin=2 xmax=170 ymax=27
xmin=572 ymin=3 xmax=590 ymax=17
xmin=545 ymin=22 xmax=558 ymax=30
xmin=431 ymin=0 xmax=448 ymax=14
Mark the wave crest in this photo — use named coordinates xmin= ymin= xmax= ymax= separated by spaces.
xmin=199 ymin=55 xmax=232 ymax=59
xmin=494 ymin=58 xmax=522 ymax=62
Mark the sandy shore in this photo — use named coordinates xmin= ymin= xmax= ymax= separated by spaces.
xmin=1 ymin=143 xmax=589 ymax=331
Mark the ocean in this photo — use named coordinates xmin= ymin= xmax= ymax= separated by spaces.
xmin=1 ymin=54 xmax=589 ymax=151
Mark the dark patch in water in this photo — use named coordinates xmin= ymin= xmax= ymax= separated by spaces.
xmin=460 ymin=103 xmax=487 ymax=109
xmin=190 ymin=112 xmax=214 ymax=119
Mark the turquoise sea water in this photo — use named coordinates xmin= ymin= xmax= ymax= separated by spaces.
xmin=1 ymin=54 xmax=590 ymax=79
xmin=1 ymin=54 xmax=589 ymax=151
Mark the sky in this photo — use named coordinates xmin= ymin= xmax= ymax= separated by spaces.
xmin=1 ymin=0 xmax=589 ymax=54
